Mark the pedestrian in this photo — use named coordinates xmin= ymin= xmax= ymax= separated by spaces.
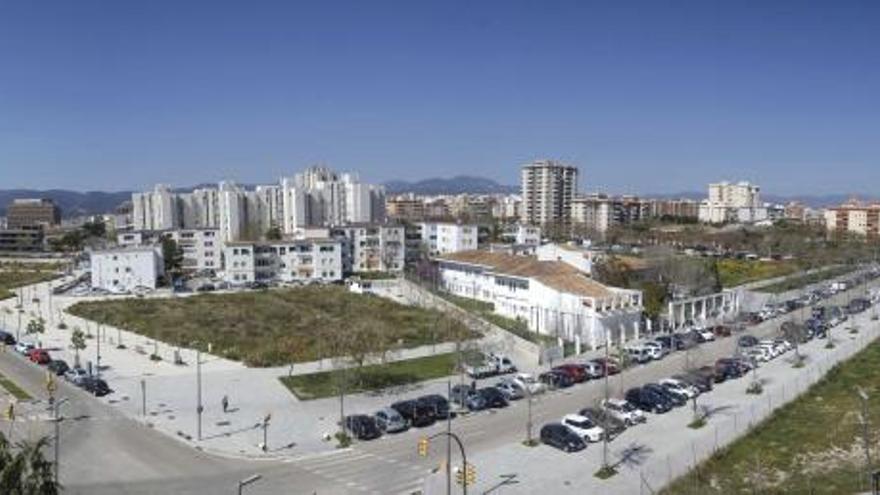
xmin=222 ymin=395 xmax=229 ymax=413
xmin=470 ymin=380 xmax=476 ymax=392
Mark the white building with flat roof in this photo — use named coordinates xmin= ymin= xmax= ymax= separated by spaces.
xmin=222 ymin=239 xmax=343 ymax=284
xmin=436 ymin=250 xmax=643 ymax=349
xmin=418 ymin=222 xmax=478 ymax=256
xmin=535 ymin=243 xmax=594 ymax=274
xmin=166 ymin=229 xmax=222 ymax=273
xmin=90 ymin=247 xmax=164 ymax=292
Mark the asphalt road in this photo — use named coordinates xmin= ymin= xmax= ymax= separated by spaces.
xmin=0 ymin=274 xmax=875 ymax=494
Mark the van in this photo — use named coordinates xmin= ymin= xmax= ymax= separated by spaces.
xmin=626 ymin=346 xmax=652 ymax=364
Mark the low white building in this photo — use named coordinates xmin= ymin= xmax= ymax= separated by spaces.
xmin=90 ymin=247 xmax=164 ymax=292
xmin=222 ymin=239 xmax=343 ymax=284
xmin=502 ymin=224 xmax=541 ymax=246
xmin=436 ymin=251 xmax=643 ymax=349
xmin=116 ymin=231 xmax=145 ymax=247
xmin=535 ymin=243 xmax=594 ymax=275
xmin=419 ymin=222 xmax=478 ymax=255
xmin=166 ymin=229 xmax=222 ymax=273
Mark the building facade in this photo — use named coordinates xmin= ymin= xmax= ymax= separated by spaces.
xmin=698 ymin=181 xmax=764 ymax=224
xmin=6 ymin=199 xmax=61 ymax=230
xmin=418 ymin=222 xmax=479 ymax=256
xmin=520 ymin=159 xmax=578 ymax=228
xmin=825 ymin=201 xmax=880 ymax=238
xmin=90 ymin=247 xmax=164 ymax=292
xmin=166 ymin=229 xmax=222 ymax=272
xmin=222 ymin=239 xmax=343 ymax=284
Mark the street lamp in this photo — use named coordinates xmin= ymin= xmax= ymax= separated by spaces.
xmin=237 ymin=474 xmax=262 ymax=495
xmin=53 ymin=397 xmax=70 ymax=486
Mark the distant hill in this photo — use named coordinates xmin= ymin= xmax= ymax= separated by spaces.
xmin=383 ymin=176 xmax=518 ymax=195
xmin=0 ymin=189 xmax=132 ymax=218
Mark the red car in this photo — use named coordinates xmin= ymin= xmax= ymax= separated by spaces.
xmin=28 ymin=349 xmax=51 ymax=365
xmin=591 ymin=358 xmax=620 ymax=375
xmin=552 ymin=364 xmax=587 ymax=383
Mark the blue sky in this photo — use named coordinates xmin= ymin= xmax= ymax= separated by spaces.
xmin=1 ymin=1 xmax=878 ymax=195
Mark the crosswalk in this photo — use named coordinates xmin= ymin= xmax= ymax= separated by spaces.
xmin=290 ymin=447 xmax=430 ymax=494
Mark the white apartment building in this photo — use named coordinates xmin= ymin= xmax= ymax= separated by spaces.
xmin=698 ymin=181 xmax=765 ymax=224
xmin=222 ymin=239 xmax=343 ymax=284
xmin=166 ymin=229 xmax=222 ymax=272
xmin=492 ymin=195 xmax=522 ymax=221
xmin=506 ymin=224 xmax=541 ymax=246
xmin=329 ymin=224 xmax=405 ymax=273
xmin=90 ymin=247 xmax=165 ymax=292
xmin=520 ymin=159 xmax=578 ymax=227
xmin=825 ymin=201 xmax=880 ymax=238
xmin=132 ymin=184 xmax=176 ymax=231
xmin=436 ymin=251 xmax=643 ymax=349
xmin=117 ymin=231 xmax=145 ymax=247
xmin=418 ymin=222 xmax=478 ymax=255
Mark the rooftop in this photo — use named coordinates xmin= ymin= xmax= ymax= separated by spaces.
xmin=437 ymin=250 xmax=612 ymax=299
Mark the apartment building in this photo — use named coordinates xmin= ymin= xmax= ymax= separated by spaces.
xmin=436 ymin=250 xmax=643 ymax=349
xmin=418 ymin=222 xmax=478 ymax=255
xmin=329 ymin=224 xmax=405 ymax=273
xmin=222 ymin=239 xmax=343 ymax=284
xmin=386 ymin=194 xmax=426 ymax=221
xmin=649 ymin=198 xmax=700 ymax=220
xmin=166 ymin=229 xmax=222 ymax=272
xmin=520 ymin=159 xmax=578 ymax=227
xmin=571 ymin=194 xmax=651 ymax=234
xmin=90 ymin=247 xmax=165 ymax=292
xmin=698 ymin=181 xmax=765 ymax=224
xmin=501 ymin=224 xmax=541 ymax=246
xmin=825 ymin=201 xmax=880 ymax=238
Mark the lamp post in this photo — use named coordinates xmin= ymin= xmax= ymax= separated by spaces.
xmin=196 ymin=346 xmax=203 ymax=441
xmin=53 ymin=397 xmax=69 ymax=486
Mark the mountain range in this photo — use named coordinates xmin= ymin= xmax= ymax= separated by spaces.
xmin=0 ymin=178 xmax=875 ymax=218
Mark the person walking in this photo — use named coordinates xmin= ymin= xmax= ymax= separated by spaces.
xmin=222 ymin=395 xmax=229 ymax=413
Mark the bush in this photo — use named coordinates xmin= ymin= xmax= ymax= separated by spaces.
xmin=149 ymin=354 xmax=162 ymax=361
xmin=746 ymin=381 xmax=763 ymax=395
xmin=335 ymin=431 xmax=352 ymax=448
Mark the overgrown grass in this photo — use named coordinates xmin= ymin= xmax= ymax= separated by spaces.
xmin=661 ymin=340 xmax=880 ymax=495
xmin=755 ymin=266 xmax=856 ymax=294
xmin=0 ymin=373 xmax=32 ymax=400
xmin=716 ymin=259 xmax=798 ymax=288
xmin=0 ymin=269 xmax=59 ymax=301
xmin=438 ymin=293 xmax=555 ymax=346
xmin=279 ymin=352 xmax=458 ymax=400
xmin=67 ymin=287 xmax=471 ymax=367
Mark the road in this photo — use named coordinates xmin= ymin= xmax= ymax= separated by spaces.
xmin=0 ymin=272 xmax=875 ymax=494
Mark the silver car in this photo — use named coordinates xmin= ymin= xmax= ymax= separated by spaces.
xmin=495 ymin=381 xmax=524 ymax=401
xmin=374 ymin=407 xmax=408 ymax=433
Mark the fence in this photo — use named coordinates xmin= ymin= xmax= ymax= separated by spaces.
xmin=636 ymin=324 xmax=879 ymax=494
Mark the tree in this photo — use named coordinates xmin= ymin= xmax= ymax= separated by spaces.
xmin=161 ymin=237 xmax=184 ymax=283
xmin=81 ymin=220 xmax=106 ymax=239
xmin=265 ymin=227 xmax=282 ymax=241
xmin=25 ymin=318 xmax=45 ymax=337
xmin=70 ymin=327 xmax=86 ymax=367
xmin=0 ymin=432 xmax=59 ymax=494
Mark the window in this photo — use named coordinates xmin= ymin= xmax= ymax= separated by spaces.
xmin=233 ymin=249 xmax=239 ymax=255
xmin=204 ymin=241 xmax=213 ymax=247
xmin=241 ymin=249 xmax=250 ymax=255
xmin=125 ymin=267 xmax=132 ymax=273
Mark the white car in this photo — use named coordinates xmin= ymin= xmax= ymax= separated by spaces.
xmin=643 ymin=341 xmax=668 ymax=359
xmin=561 ymin=414 xmax=604 ymax=442
xmin=511 ymin=373 xmax=546 ymax=396
xmin=748 ymin=347 xmax=772 ymax=362
xmin=758 ymin=341 xmax=781 ymax=358
xmin=659 ymin=378 xmax=698 ymax=399
xmin=601 ymin=398 xmax=646 ymax=426
xmin=15 ymin=341 xmax=35 ymax=355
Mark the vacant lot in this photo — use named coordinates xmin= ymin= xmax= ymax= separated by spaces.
xmin=280 ymin=352 xmax=458 ymax=400
xmin=717 ymin=259 xmax=798 ymax=288
xmin=67 ymin=287 xmax=472 ymax=367
xmin=662 ymin=340 xmax=880 ymax=495
xmin=0 ymin=269 xmax=59 ymax=301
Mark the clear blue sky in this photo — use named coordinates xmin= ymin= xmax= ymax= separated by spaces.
xmin=1 ymin=1 xmax=878 ymax=195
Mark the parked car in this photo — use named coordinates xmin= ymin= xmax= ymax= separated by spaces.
xmin=196 ymin=283 xmax=216 ymax=292
xmin=539 ymin=370 xmax=573 ymax=389
xmin=600 ymin=398 xmax=646 ymax=426
xmin=691 ymin=328 xmax=715 ymax=343
xmin=14 ymin=341 xmax=35 ymax=355
xmin=642 ymin=341 xmax=668 ymax=360
xmin=674 ymin=373 xmax=712 ymax=393
xmin=511 ymin=373 xmax=547 ymax=395
xmin=464 ymin=353 xmax=516 ymax=379
xmin=477 ymin=387 xmax=509 ymax=409
xmin=81 ymin=377 xmax=111 ymax=396
xmin=643 ymin=383 xmax=686 ymax=407
xmin=495 ymin=381 xmax=525 ymax=401
xmin=344 ymin=415 xmax=382 ymax=441
xmin=64 ymin=367 xmax=89 ymax=385
xmin=417 ymin=394 xmax=451 ymax=420
xmin=391 ymin=400 xmax=435 ymax=427
xmin=591 ymin=358 xmax=620 ymax=375
xmin=737 ymin=335 xmax=760 ymax=348
xmin=625 ymin=387 xmax=672 ymax=414
xmin=47 ymin=359 xmax=70 ymax=376
xmin=659 ymin=378 xmax=698 ymax=399
xmin=552 ymin=364 xmax=587 ymax=383
xmin=449 ymin=385 xmax=487 ymax=412
xmin=374 ymin=407 xmax=408 ymax=433
xmin=710 ymin=325 xmax=732 ymax=338
xmin=579 ymin=407 xmax=626 ymax=438
xmin=0 ymin=330 xmax=15 ymax=345
xmin=581 ymin=361 xmax=605 ymax=379
xmin=28 ymin=348 xmax=51 ymax=365
xmin=540 ymin=423 xmax=587 ymax=453
xmin=625 ymin=346 xmax=653 ymax=364
xmin=561 ymin=414 xmax=604 ymax=442
xmin=714 ymin=358 xmax=744 ymax=380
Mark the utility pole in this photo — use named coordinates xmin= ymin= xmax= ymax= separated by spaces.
xmin=141 ymin=379 xmax=147 ymax=416
xmin=53 ymin=397 xmax=69 ymax=487
xmin=446 ymin=380 xmax=452 ymax=495
xmin=602 ymin=336 xmax=610 ymax=472
xmin=196 ymin=347 xmax=203 ymax=441
xmin=96 ymin=323 xmax=101 ymax=378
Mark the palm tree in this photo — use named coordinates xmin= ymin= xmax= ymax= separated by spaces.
xmin=0 ymin=432 xmax=59 ymax=494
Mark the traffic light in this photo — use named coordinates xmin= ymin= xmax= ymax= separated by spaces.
xmin=456 ymin=463 xmax=476 ymax=486
xmin=417 ymin=437 xmax=429 ymax=457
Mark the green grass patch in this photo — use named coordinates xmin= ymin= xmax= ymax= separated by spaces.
xmin=716 ymin=259 xmax=798 ymax=288
xmin=279 ymin=352 xmax=458 ymax=400
xmin=0 ymin=373 xmax=32 ymax=400
xmin=67 ymin=286 xmax=472 ymax=367
xmin=688 ymin=417 xmax=707 ymax=429
xmin=352 ymin=272 xmax=397 ymax=280
xmin=661 ymin=339 xmax=880 ymax=495
xmin=594 ymin=465 xmax=618 ymax=479
xmin=438 ymin=293 xmax=556 ymax=346
xmin=755 ymin=266 xmax=855 ymax=294
xmin=0 ymin=269 xmax=59 ymax=301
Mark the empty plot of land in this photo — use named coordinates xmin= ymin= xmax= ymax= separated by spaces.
xmin=67 ymin=286 xmax=471 ymax=367
xmin=0 ymin=269 xmax=59 ymax=300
